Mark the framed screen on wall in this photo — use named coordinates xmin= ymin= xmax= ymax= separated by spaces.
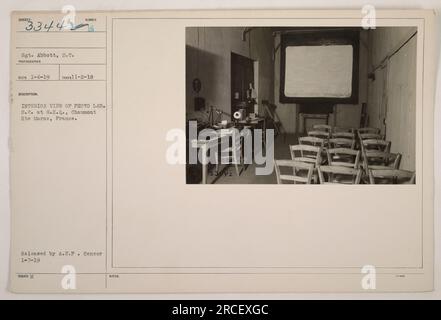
xmin=279 ymin=29 xmax=360 ymax=104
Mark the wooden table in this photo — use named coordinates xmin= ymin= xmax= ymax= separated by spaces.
xmin=191 ymin=121 xmax=266 ymax=184
xmin=191 ymin=128 xmax=237 ymax=184
xmin=237 ymin=117 xmax=266 ymax=147
xmin=191 ymin=137 xmax=217 ymax=184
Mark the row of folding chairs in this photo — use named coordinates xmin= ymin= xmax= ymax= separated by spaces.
xmin=306 ymin=125 xmax=387 ymax=150
xmin=304 ymin=125 xmax=408 ymax=180
xmin=284 ymin=144 xmax=361 ymax=184
xmin=274 ymin=124 xmax=415 ymax=183
xmin=274 ymin=160 xmax=362 ymax=184
xmin=308 ymin=124 xmax=381 ymax=135
xmin=274 ymin=158 xmax=415 ymax=184
xmin=290 ymin=143 xmax=401 ymax=172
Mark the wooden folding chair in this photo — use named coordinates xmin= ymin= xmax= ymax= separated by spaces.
xmin=331 ymin=131 xmax=355 ymax=139
xmin=308 ymin=130 xmax=330 ymax=140
xmin=358 ymin=132 xmax=383 ymax=141
xmin=313 ymin=124 xmax=332 ymax=133
xmin=215 ymin=128 xmax=243 ymax=176
xmin=327 ymin=148 xmax=360 ymax=169
xmin=362 ymin=150 xmax=402 ymax=170
xmin=317 ymin=165 xmax=362 ymax=184
xmin=328 ymin=138 xmax=356 ymax=149
xmin=290 ymin=144 xmax=322 ymax=183
xmin=308 ymin=131 xmax=330 ymax=151
xmin=333 ymin=127 xmax=356 ymax=134
xmin=262 ymin=101 xmax=286 ymax=140
xmin=274 ymin=160 xmax=314 ymax=184
xmin=289 ymin=144 xmax=322 ymax=166
xmin=361 ymin=139 xmax=391 ymax=153
xmin=368 ymin=169 xmax=416 ymax=184
xmin=298 ymin=136 xmax=325 ymax=148
xmin=358 ymin=127 xmax=381 ymax=135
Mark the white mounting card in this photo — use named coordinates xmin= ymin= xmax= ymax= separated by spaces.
xmin=9 ymin=9 xmax=436 ymax=293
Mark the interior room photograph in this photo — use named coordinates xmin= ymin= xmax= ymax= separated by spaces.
xmin=185 ymin=26 xmax=417 ymax=185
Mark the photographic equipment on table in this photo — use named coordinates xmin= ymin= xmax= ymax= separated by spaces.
xmin=233 ymin=109 xmax=245 ymax=121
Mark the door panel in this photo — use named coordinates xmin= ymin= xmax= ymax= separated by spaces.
xmin=231 ymin=52 xmax=254 ymax=114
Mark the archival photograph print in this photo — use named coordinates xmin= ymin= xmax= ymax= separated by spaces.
xmin=185 ymin=26 xmax=417 ymax=184
xmin=8 ymin=8 xmax=435 ymax=295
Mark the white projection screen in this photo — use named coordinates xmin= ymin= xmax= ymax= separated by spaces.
xmin=284 ymin=45 xmax=354 ymax=98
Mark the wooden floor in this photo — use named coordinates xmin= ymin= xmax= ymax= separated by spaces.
xmin=208 ymin=133 xmax=298 ymax=184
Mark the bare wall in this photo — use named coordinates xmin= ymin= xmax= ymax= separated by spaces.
xmin=334 ymin=30 xmax=368 ymax=130
xmin=366 ymin=27 xmax=417 ymax=171
xmin=185 ymin=27 xmax=274 ymax=119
